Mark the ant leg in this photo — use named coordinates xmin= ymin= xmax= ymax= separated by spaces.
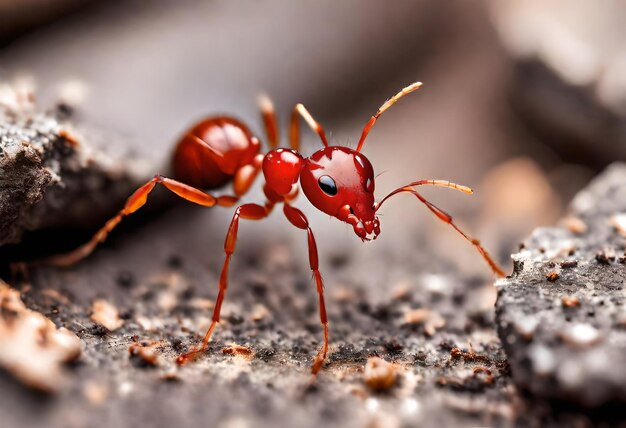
xmin=289 ymin=105 xmax=300 ymax=151
xmin=377 ymin=186 xmax=505 ymax=277
xmin=376 ymin=180 xmax=474 ymax=208
xmin=233 ymin=154 xmax=264 ymax=196
xmin=291 ymin=104 xmax=329 ymax=148
xmin=282 ymin=204 xmax=329 ymax=375
xmin=258 ymin=94 xmax=279 ymax=149
xmin=177 ymin=202 xmax=273 ymax=365
xmin=32 ymin=176 xmax=238 ymax=268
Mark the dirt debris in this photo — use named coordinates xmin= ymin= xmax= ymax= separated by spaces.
xmin=561 ymin=296 xmax=580 ymax=308
xmin=222 ymin=344 xmax=254 ymax=361
xmin=561 ymin=217 xmax=588 ymax=235
xmin=91 ymin=299 xmax=124 ymax=331
xmin=403 ymin=308 xmax=446 ymax=337
xmin=363 ymin=357 xmax=398 ymax=392
xmin=545 ymin=271 xmax=559 ymax=282
xmin=0 ymin=280 xmax=81 ymax=392
xmin=128 ymin=339 xmax=160 ymax=366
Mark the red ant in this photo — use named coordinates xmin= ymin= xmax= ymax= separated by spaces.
xmin=26 ymin=82 xmax=505 ymax=375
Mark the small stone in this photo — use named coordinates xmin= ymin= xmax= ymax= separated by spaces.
xmin=128 ymin=340 xmax=159 ymax=366
xmin=250 ymin=304 xmax=270 ymax=322
xmin=91 ymin=299 xmax=124 ymax=331
xmin=610 ymin=213 xmax=626 ymax=237
xmin=83 ymin=382 xmax=108 ymax=406
xmin=363 ymin=357 xmax=397 ymax=392
xmin=222 ymin=344 xmax=254 ymax=361
xmin=0 ymin=281 xmax=81 ymax=393
xmin=595 ymin=250 xmax=614 ymax=265
xmin=561 ymin=217 xmax=588 ymax=235
xmin=403 ymin=308 xmax=446 ymax=336
xmin=561 ymin=296 xmax=580 ymax=308
xmin=188 ymin=298 xmax=214 ymax=310
xmin=157 ymin=291 xmax=178 ymax=312
xmin=546 ymin=271 xmax=559 ymax=282
xmin=331 ymin=287 xmax=357 ymax=303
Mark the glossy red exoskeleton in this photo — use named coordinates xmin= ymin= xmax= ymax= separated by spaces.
xmin=35 ymin=82 xmax=505 ymax=374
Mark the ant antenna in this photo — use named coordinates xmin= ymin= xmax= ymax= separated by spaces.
xmin=356 ymin=82 xmax=422 ymax=152
xmin=376 ymin=179 xmax=505 ymax=277
xmin=295 ymin=103 xmax=329 ymax=148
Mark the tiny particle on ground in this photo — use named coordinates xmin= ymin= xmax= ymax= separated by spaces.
xmin=363 ymin=357 xmax=398 ymax=392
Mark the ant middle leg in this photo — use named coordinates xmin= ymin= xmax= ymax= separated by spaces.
xmin=176 ymin=202 xmax=273 ymax=365
xmin=282 ymin=204 xmax=329 ymax=375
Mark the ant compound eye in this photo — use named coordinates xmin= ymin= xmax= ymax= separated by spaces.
xmin=365 ymin=177 xmax=374 ymax=193
xmin=318 ymin=175 xmax=338 ymax=196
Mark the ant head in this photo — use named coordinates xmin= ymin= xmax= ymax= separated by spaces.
xmin=300 ymin=147 xmax=380 ymax=240
xmin=294 ymin=82 xmax=422 ymax=241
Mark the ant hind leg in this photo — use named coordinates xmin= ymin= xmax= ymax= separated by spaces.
xmin=26 ymin=176 xmax=237 ymax=268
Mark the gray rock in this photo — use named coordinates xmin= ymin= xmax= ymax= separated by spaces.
xmin=496 ymin=163 xmax=626 ymax=407
xmin=0 ymin=91 xmax=146 ymax=245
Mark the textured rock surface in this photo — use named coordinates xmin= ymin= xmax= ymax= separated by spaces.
xmin=496 ymin=163 xmax=626 ymax=407
xmin=0 ymin=88 xmax=146 ymax=245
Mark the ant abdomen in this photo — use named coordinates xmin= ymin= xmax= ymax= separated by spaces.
xmin=172 ymin=116 xmax=261 ymax=189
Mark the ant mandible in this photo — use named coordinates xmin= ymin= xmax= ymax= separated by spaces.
xmin=34 ymin=81 xmax=505 ymax=375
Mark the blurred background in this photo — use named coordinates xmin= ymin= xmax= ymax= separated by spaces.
xmin=2 ymin=0 xmax=624 ymax=273
xmin=1 ymin=1 xmax=625 ymax=427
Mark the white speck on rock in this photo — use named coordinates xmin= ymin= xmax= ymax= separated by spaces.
xmin=514 ymin=315 xmax=540 ymax=339
xmin=529 ymin=344 xmax=556 ymax=375
xmin=560 ymin=323 xmax=602 ymax=348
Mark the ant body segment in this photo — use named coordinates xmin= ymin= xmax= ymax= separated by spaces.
xmin=32 ymin=82 xmax=505 ymax=375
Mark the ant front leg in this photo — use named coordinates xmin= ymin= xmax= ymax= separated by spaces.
xmin=282 ymin=204 xmax=329 ymax=376
xmin=30 ymin=176 xmax=239 ymax=268
xmin=177 ymin=202 xmax=273 ymax=365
